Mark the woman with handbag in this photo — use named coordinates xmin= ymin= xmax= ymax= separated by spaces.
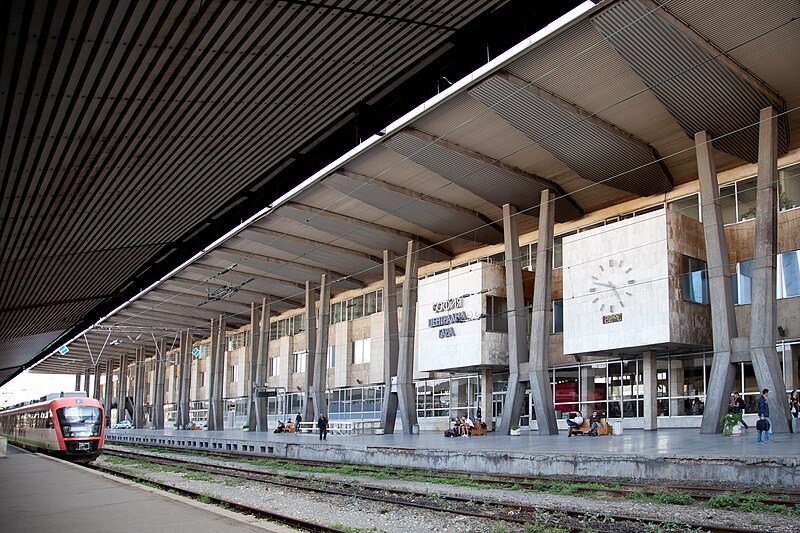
xmin=756 ymin=389 xmax=770 ymax=443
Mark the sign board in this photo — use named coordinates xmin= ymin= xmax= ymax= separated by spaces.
xmin=192 ymin=347 xmax=200 ymax=357
xmin=58 ymin=345 xmax=69 ymax=355
xmin=256 ymin=390 xmax=278 ymax=398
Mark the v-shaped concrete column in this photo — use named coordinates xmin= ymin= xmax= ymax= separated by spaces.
xmin=117 ymin=353 xmax=129 ymax=422
xmin=499 ymin=203 xmax=530 ymax=435
xmin=749 ymin=107 xmax=790 ymax=432
xmin=134 ymin=347 xmax=145 ymax=428
xmin=380 ymin=250 xmax=400 ymax=433
xmin=697 ymin=130 xmax=739 ymax=433
xmin=104 ymin=359 xmax=114 ymax=427
xmin=92 ymin=364 xmax=101 ymax=400
xmin=528 ymin=190 xmax=558 ymax=435
xmin=248 ymin=298 xmax=269 ymax=431
xmin=247 ymin=302 xmax=260 ymax=429
xmin=153 ymin=338 xmax=166 ymax=429
xmin=397 ymin=241 xmax=420 ymax=433
xmin=256 ymin=298 xmax=270 ymax=431
xmin=177 ymin=331 xmax=191 ymax=428
xmin=312 ymin=274 xmax=331 ymax=419
xmin=302 ymin=281 xmax=317 ymax=423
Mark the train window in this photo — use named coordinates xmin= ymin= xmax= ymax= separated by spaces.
xmin=58 ymin=406 xmax=102 ymax=423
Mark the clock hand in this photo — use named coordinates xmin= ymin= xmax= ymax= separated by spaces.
xmin=592 ymin=281 xmax=612 ymax=288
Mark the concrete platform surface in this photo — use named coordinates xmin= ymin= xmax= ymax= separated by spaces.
xmin=0 ymin=446 xmax=289 ymax=533
xmin=108 ymin=427 xmax=800 ymax=486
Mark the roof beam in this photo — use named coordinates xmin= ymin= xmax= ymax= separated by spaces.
xmin=212 ymin=245 xmax=366 ymax=290
xmin=285 ymin=202 xmax=452 ymax=262
xmin=332 ymin=169 xmax=505 ymax=241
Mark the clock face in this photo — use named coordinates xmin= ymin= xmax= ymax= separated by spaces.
xmin=587 ymin=257 xmax=635 ymax=314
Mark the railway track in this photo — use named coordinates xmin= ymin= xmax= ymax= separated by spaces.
xmin=99 ymin=447 xmax=780 ymax=533
xmin=106 ymin=443 xmax=800 ymax=506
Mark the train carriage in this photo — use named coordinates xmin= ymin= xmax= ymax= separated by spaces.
xmin=0 ymin=392 xmax=104 ymax=462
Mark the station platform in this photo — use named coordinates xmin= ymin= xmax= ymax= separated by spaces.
xmin=106 ymin=426 xmax=800 ymax=486
xmin=0 ymin=445 xmax=289 ymax=533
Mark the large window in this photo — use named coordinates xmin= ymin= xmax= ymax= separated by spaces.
xmin=552 ymin=299 xmax=563 ymax=333
xmin=416 ymin=378 xmax=451 ymax=418
xmin=267 ymin=357 xmax=279 ymax=377
xmin=327 ymin=346 xmax=336 ymax=369
xmin=352 ymin=338 xmax=370 ymax=364
xmin=292 ymin=350 xmax=307 ymax=373
xmin=681 ymin=256 xmax=708 ymax=304
xmin=485 ymin=296 xmax=508 ymax=333
xmin=778 ymin=249 xmax=800 ymax=298
xmin=731 ymin=260 xmax=753 ymax=305
xmin=667 ymin=193 xmax=700 ymax=221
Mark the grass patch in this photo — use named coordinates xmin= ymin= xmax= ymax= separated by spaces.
xmin=707 ymin=493 xmax=793 ymax=514
xmin=626 ymin=490 xmax=693 ymax=506
xmin=183 ymin=471 xmax=215 ymax=482
xmin=329 ymin=524 xmax=381 ymax=533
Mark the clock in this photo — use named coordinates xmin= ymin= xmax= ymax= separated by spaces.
xmin=587 ymin=257 xmax=635 ymax=314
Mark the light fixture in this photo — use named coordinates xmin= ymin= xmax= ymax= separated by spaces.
xmin=110 ymin=338 xmax=122 ymax=346
xmin=356 ymin=379 xmax=362 ymax=384
xmin=778 ymin=326 xmax=786 ymax=338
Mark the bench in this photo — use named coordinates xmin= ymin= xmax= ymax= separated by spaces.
xmin=471 ymin=425 xmax=488 ymax=436
xmin=571 ymin=418 xmax=612 ymax=436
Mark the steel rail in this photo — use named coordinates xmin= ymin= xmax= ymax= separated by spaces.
xmin=103 ymin=448 xmax=771 ymax=533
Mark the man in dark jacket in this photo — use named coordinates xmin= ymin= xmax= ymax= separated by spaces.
xmin=757 ymin=388 xmax=770 ymax=443
xmin=318 ymin=413 xmax=328 ymax=440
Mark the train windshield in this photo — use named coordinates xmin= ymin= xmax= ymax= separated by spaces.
xmin=57 ymin=406 xmax=103 ymax=438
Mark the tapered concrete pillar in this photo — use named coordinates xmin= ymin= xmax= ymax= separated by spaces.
xmin=380 ymin=251 xmax=400 ymax=433
xmin=528 ymin=190 xmax=558 ymax=435
xmin=247 ymin=302 xmax=260 ymax=429
xmin=181 ymin=333 xmax=193 ymax=428
xmin=117 ymin=353 xmax=129 ymax=422
xmin=312 ymin=274 xmax=331 ymax=419
xmin=75 ymin=373 xmax=81 ymax=391
xmin=397 ymin=241 xmax=420 ymax=433
xmin=93 ymin=364 xmax=101 ymax=400
xmin=480 ymin=369 xmax=493 ymax=430
xmin=153 ymin=338 xmax=166 ymax=429
xmin=83 ymin=371 xmax=90 ymax=394
xmin=210 ymin=316 xmax=226 ymax=430
xmin=207 ymin=318 xmax=226 ymax=430
xmin=176 ymin=331 xmax=189 ymax=428
xmin=134 ymin=347 xmax=145 ymax=428
xmin=104 ymin=359 xmax=114 ymax=427
xmin=255 ymin=298 xmax=269 ymax=432
xmin=696 ymin=130 xmax=739 ymax=434
xmin=643 ymin=351 xmax=658 ymax=430
xmin=302 ymin=281 xmax=317 ymax=423
xmin=750 ymin=107 xmax=790 ymax=432
xmin=500 ymin=204 xmax=530 ymax=435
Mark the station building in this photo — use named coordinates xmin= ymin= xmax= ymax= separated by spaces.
xmin=90 ymin=0 xmax=800 ymax=434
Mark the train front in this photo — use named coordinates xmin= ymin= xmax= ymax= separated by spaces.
xmin=53 ymin=398 xmax=104 ymax=462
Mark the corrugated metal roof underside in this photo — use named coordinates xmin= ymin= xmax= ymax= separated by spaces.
xmin=593 ymin=0 xmax=789 ymax=164
xmin=1 ymin=0 xmax=508 ymax=378
xmin=276 ymin=204 xmax=450 ymax=264
xmin=322 ymin=173 xmax=503 ymax=245
xmin=384 ymin=132 xmax=583 ymax=222
xmin=469 ymin=76 xmax=672 ymax=198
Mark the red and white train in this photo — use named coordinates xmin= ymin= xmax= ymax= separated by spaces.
xmin=0 ymin=392 xmax=105 ymax=462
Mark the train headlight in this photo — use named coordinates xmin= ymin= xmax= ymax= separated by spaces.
xmin=61 ymin=424 xmax=72 ymax=438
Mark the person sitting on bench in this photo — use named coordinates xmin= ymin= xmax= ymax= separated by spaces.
xmin=566 ymin=410 xmax=584 ymax=437
xmin=589 ymin=411 xmax=603 ymax=436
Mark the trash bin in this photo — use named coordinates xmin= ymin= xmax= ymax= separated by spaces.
xmin=411 ymin=424 xmax=419 ymax=435
xmin=611 ymin=420 xmax=623 ymax=435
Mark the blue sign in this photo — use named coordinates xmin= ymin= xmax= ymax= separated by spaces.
xmin=192 ymin=347 xmax=200 ymax=357
xmin=58 ymin=345 xmax=69 ymax=355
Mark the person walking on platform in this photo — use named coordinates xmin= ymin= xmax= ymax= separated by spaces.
xmin=318 ymin=413 xmax=328 ymax=441
xmin=789 ymin=390 xmax=799 ymax=419
xmin=757 ymin=388 xmax=771 ymax=443
xmin=295 ymin=411 xmax=302 ymax=432
xmin=731 ymin=392 xmax=748 ymax=432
